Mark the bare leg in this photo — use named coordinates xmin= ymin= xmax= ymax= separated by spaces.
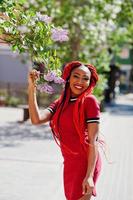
xmin=78 ymin=193 xmax=92 ymax=200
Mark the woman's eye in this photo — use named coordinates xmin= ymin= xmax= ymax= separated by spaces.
xmin=73 ymin=75 xmax=79 ymax=78
xmin=83 ymin=77 xmax=89 ymax=81
xmin=72 ymin=75 xmax=89 ymax=81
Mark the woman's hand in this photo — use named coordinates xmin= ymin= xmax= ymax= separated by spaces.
xmin=82 ymin=176 xmax=94 ymax=195
xmin=28 ymin=69 xmax=40 ymax=89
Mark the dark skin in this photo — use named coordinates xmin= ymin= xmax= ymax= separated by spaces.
xmin=28 ymin=67 xmax=99 ymax=200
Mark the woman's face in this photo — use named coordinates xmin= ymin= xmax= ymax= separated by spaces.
xmin=69 ymin=65 xmax=91 ymax=97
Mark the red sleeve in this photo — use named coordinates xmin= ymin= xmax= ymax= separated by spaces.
xmin=47 ymin=99 xmax=59 ymax=114
xmin=84 ymin=95 xmax=100 ymax=123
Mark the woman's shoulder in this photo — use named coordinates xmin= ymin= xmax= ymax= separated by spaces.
xmin=84 ymin=94 xmax=99 ymax=104
xmin=84 ymin=94 xmax=100 ymax=117
xmin=47 ymin=97 xmax=60 ymax=113
xmin=53 ymin=98 xmax=60 ymax=104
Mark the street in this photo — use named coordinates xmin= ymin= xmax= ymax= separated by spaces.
xmin=0 ymin=94 xmax=133 ymax=200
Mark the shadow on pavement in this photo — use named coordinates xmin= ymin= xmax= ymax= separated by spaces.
xmin=0 ymin=122 xmax=53 ymax=148
xmin=105 ymin=100 xmax=133 ymax=116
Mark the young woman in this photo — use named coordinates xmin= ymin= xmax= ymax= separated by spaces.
xmin=28 ymin=61 xmax=102 ymax=200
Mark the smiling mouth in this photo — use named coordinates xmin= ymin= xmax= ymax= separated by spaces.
xmin=74 ymin=85 xmax=83 ymax=90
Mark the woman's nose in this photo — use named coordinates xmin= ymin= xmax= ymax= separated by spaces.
xmin=78 ymin=78 xmax=83 ymax=84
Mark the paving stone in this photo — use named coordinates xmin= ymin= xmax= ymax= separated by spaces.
xmin=0 ymin=94 xmax=133 ymax=200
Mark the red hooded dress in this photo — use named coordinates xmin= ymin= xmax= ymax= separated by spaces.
xmin=47 ymin=94 xmax=102 ymax=200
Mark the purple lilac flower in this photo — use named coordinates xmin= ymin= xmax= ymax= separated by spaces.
xmin=37 ymin=83 xmax=54 ymax=94
xmin=36 ymin=84 xmax=42 ymax=91
xmin=43 ymin=71 xmax=57 ymax=82
xmin=36 ymin=12 xmax=52 ymax=24
xmin=51 ymin=28 xmax=69 ymax=42
xmin=54 ymin=76 xmax=65 ymax=84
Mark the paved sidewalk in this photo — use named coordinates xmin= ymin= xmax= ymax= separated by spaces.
xmin=97 ymin=94 xmax=133 ymax=200
xmin=0 ymin=94 xmax=133 ymax=200
xmin=0 ymin=108 xmax=65 ymax=200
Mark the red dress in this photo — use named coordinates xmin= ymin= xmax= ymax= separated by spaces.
xmin=47 ymin=95 xmax=102 ymax=200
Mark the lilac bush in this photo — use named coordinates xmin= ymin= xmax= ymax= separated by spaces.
xmin=36 ymin=12 xmax=52 ymax=24
xmin=51 ymin=28 xmax=69 ymax=42
xmin=37 ymin=83 xmax=55 ymax=94
xmin=0 ymin=1 xmax=69 ymax=94
xmin=43 ymin=71 xmax=57 ymax=82
xmin=37 ymin=70 xmax=65 ymax=94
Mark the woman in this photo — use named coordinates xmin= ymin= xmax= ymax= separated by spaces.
xmin=28 ymin=61 xmax=102 ymax=200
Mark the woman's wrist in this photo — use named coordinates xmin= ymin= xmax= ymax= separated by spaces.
xmin=87 ymin=177 xmax=94 ymax=187
xmin=84 ymin=176 xmax=94 ymax=184
xmin=28 ymin=84 xmax=36 ymax=93
xmin=84 ymin=174 xmax=93 ymax=180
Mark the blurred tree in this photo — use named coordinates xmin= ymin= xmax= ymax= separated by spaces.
xmin=116 ymin=0 xmax=133 ymax=93
xmin=0 ymin=0 xmax=133 ymax=101
xmin=51 ymin=0 xmax=133 ymax=100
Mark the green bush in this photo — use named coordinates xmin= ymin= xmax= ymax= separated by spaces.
xmin=5 ymin=96 xmax=21 ymax=107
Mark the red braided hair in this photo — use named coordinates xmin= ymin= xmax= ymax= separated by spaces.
xmin=50 ymin=61 xmax=99 ymax=154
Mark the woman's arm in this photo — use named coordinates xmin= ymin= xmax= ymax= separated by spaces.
xmin=28 ymin=70 xmax=53 ymax=125
xmin=82 ymin=123 xmax=99 ymax=195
